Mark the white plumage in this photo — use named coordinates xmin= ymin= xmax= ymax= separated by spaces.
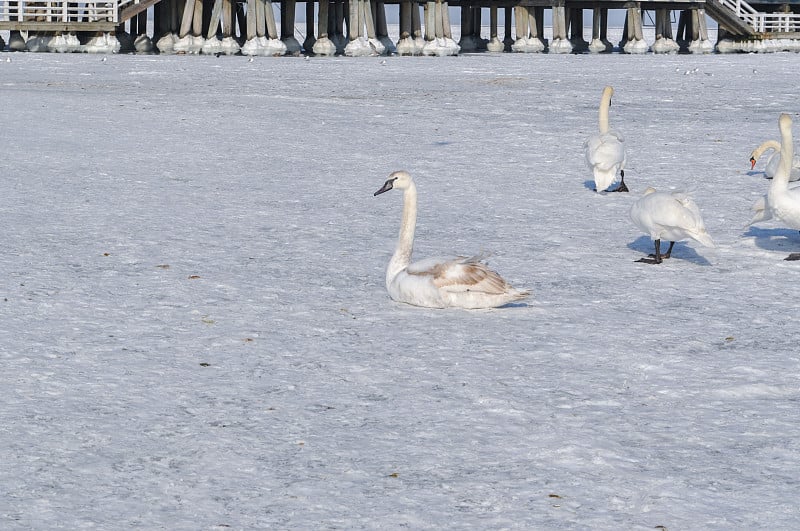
xmin=630 ymin=187 xmax=715 ymax=264
xmin=747 ymin=194 xmax=773 ymax=227
xmin=749 ymin=139 xmax=800 ymax=181
xmin=585 ymin=86 xmax=628 ymax=193
xmin=374 ymin=171 xmax=530 ymax=309
xmin=753 ymin=114 xmax=800 ymax=261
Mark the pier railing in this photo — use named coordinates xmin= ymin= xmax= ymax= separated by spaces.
xmin=3 ymin=0 xmax=800 ymax=36
xmin=715 ymin=0 xmax=800 ymax=33
xmin=0 ymin=0 xmax=144 ymax=30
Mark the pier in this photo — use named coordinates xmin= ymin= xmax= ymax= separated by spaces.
xmin=1 ymin=0 xmax=799 ymax=54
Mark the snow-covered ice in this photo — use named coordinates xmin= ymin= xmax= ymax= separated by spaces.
xmin=1 ymin=51 xmax=800 ymax=529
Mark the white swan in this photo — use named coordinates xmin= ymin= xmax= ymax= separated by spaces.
xmin=749 ymin=140 xmax=800 ymax=181
xmin=754 ymin=114 xmax=800 ymax=261
xmin=374 ymin=171 xmax=530 ymax=308
xmin=745 ymin=184 xmax=800 ymax=228
xmin=630 ymin=187 xmax=715 ymax=264
xmin=584 ymin=86 xmax=628 ymax=193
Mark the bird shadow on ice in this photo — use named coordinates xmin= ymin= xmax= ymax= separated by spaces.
xmin=745 ymin=170 xmax=769 ymax=179
xmin=743 ymin=226 xmax=800 ymax=253
xmin=627 ymin=236 xmax=712 ymax=266
xmin=499 ymin=301 xmax=533 ymax=309
xmin=583 ymin=179 xmax=596 ymax=191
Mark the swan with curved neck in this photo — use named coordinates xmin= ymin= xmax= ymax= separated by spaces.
xmin=749 ymin=139 xmax=800 ymax=181
xmin=763 ymin=114 xmax=800 ymax=260
xmin=585 ymin=86 xmax=628 ymax=193
xmin=374 ymin=171 xmax=530 ymax=309
xmin=630 ymin=187 xmax=715 ymax=264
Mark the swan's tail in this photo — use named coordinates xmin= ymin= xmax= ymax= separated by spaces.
xmin=507 ymin=288 xmax=532 ymax=302
xmin=691 ymin=230 xmax=715 ymax=248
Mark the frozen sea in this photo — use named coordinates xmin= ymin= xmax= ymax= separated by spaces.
xmin=1 ymin=48 xmax=799 ymax=529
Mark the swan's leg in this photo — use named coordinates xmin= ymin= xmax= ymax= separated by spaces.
xmin=644 ymin=240 xmax=674 ymax=261
xmin=662 ymin=241 xmax=675 ymax=259
xmin=614 ymin=169 xmax=629 ymax=192
xmin=785 ymin=253 xmax=800 ymax=261
xmin=636 ymin=238 xmax=663 ymax=264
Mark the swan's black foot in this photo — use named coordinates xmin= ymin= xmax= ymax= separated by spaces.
xmin=637 ymin=240 xmax=672 ymax=264
xmin=785 ymin=253 xmax=800 ymax=261
xmin=613 ymin=170 xmax=629 ymax=192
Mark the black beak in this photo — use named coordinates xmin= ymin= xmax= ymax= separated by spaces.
xmin=374 ymin=179 xmax=395 ymax=196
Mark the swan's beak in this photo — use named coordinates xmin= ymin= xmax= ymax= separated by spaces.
xmin=750 ymin=157 xmax=756 ymax=170
xmin=374 ymin=179 xmax=394 ymax=196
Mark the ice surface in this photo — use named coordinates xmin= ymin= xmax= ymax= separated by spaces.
xmin=1 ymin=51 xmax=799 ymax=529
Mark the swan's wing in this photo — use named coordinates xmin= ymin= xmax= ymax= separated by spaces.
xmin=660 ymin=193 xmax=715 ymax=246
xmin=747 ymin=195 xmax=770 ymax=226
xmin=670 ymin=192 xmax=704 ymax=221
xmin=408 ymin=255 xmax=512 ymax=295
xmin=585 ymin=131 xmax=626 ymax=169
xmin=606 ymin=128 xmax=625 ymax=143
xmin=786 ymin=187 xmax=800 ymax=202
xmin=789 ymin=157 xmax=800 ymax=180
xmin=765 ymin=152 xmax=780 ymax=178
xmin=638 ymin=192 xmax=699 ymax=231
xmin=431 ymin=256 xmax=514 ymax=295
xmin=406 ymin=256 xmax=459 ymax=276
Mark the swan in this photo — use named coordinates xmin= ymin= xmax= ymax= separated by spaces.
xmin=630 ymin=187 xmax=715 ymax=264
xmin=755 ymin=113 xmax=800 ymax=261
xmin=584 ymin=86 xmax=628 ymax=193
xmin=373 ymin=170 xmax=530 ymax=309
xmin=745 ymin=184 xmax=800 ymax=228
xmin=749 ymin=140 xmax=800 ymax=181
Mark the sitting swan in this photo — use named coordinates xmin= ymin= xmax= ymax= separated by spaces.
xmin=753 ymin=114 xmax=800 ymax=261
xmin=374 ymin=170 xmax=530 ymax=308
xmin=630 ymin=187 xmax=715 ymax=264
xmin=749 ymin=140 xmax=800 ymax=181
xmin=584 ymin=86 xmax=628 ymax=193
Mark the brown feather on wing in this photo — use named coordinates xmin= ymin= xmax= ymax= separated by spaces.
xmin=429 ymin=256 xmax=512 ymax=295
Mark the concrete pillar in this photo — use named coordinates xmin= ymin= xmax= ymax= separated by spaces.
xmin=589 ymin=8 xmax=612 ymax=52
xmin=568 ymin=8 xmax=588 ymax=51
xmin=550 ymin=4 xmax=572 ymax=53
xmin=622 ymin=5 xmax=648 ymax=53
xmin=304 ymin=0 xmax=316 ymax=52
xmin=281 ymin=0 xmax=302 ymax=53
xmin=487 ymin=5 xmax=504 ymax=52
xmin=652 ymin=8 xmax=679 ymax=53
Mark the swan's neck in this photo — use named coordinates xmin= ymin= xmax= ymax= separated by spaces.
xmin=772 ymin=118 xmax=794 ymax=193
xmin=753 ymin=140 xmax=781 ymax=161
xmin=388 ymin=181 xmax=417 ymax=282
xmin=598 ymin=91 xmax=611 ymax=134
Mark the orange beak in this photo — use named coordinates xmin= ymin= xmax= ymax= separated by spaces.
xmin=750 ymin=157 xmax=756 ymax=170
